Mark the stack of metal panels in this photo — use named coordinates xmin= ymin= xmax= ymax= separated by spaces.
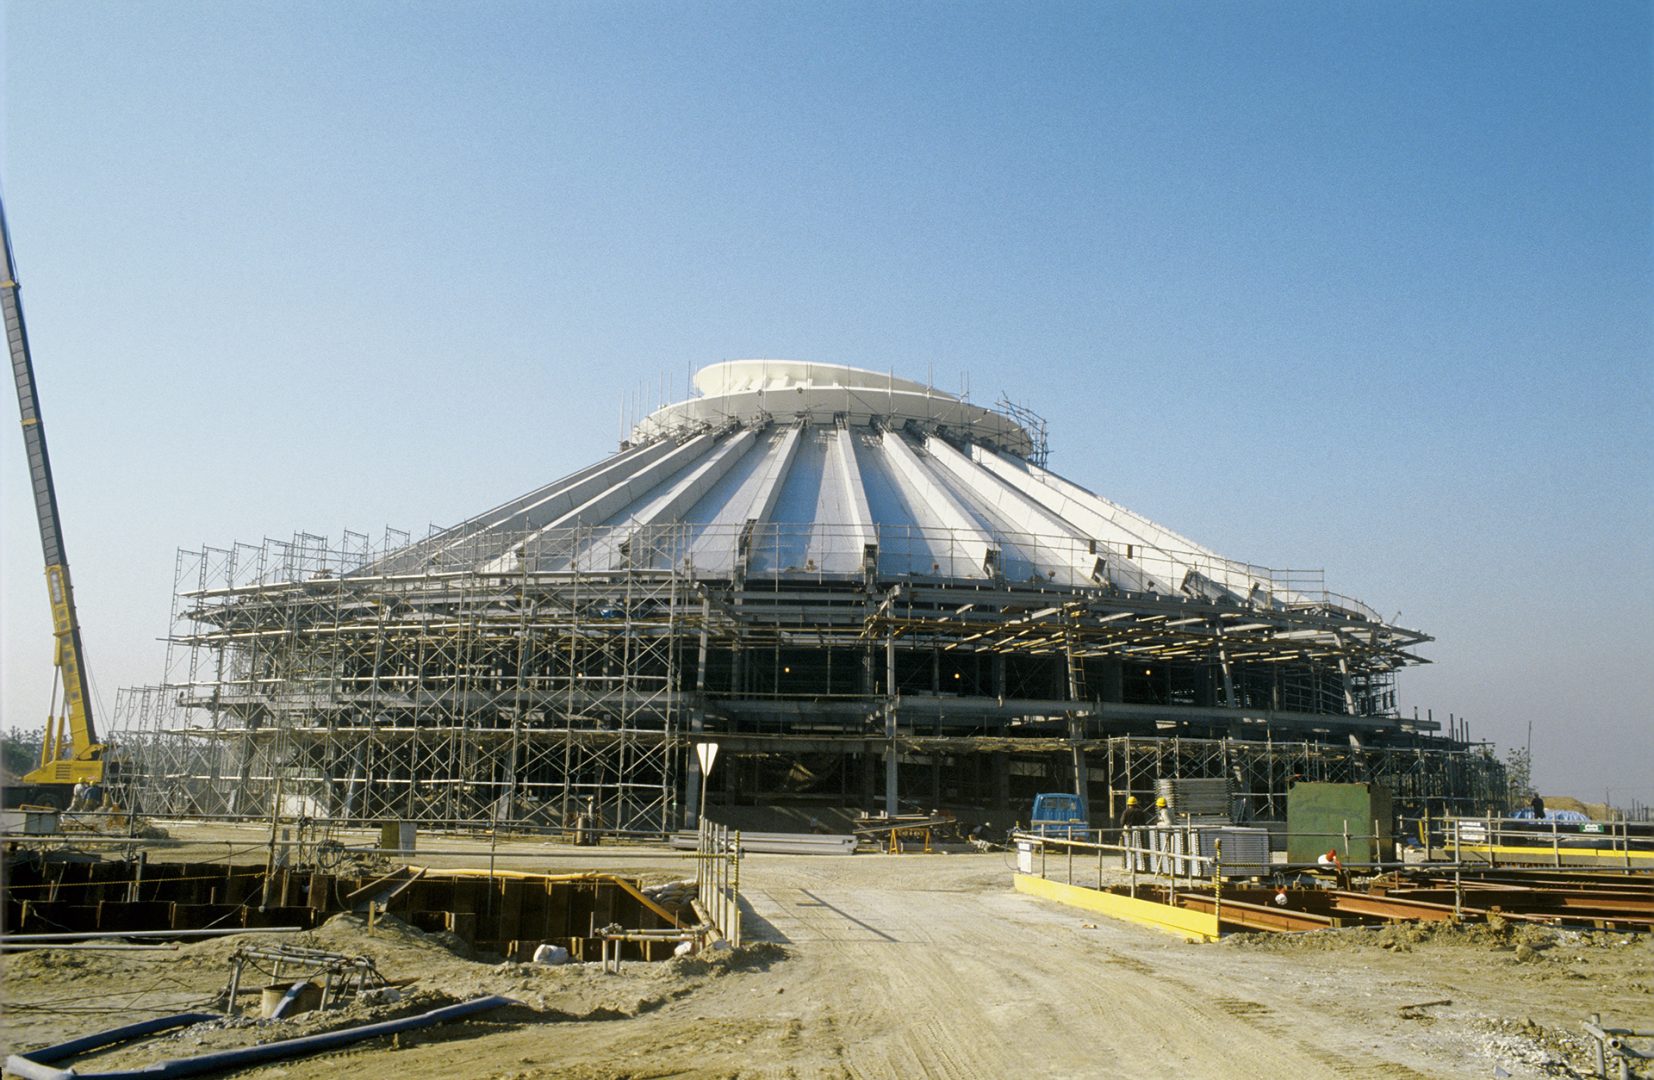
xmin=1156 ymin=778 xmax=1233 ymax=823
xmin=669 ymin=831 xmax=857 ymax=855
xmin=1166 ymin=826 xmax=1272 ymax=878
xmin=1126 ymin=828 xmax=1191 ymax=875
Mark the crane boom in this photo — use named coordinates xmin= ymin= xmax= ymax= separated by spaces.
xmin=2 ymin=197 xmax=104 ymax=786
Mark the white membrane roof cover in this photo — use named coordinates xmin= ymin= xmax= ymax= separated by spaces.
xmin=376 ymin=360 xmax=1348 ymax=613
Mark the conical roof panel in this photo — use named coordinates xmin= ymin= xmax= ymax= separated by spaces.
xmin=370 ymin=361 xmax=1351 ymax=616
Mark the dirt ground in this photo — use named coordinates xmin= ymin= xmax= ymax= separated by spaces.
xmin=3 ymin=828 xmax=1651 ymax=1079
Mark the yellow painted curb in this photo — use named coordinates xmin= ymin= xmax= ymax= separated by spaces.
xmin=1452 ymin=844 xmax=1654 ymax=865
xmin=1014 ymin=873 xmax=1219 ymax=943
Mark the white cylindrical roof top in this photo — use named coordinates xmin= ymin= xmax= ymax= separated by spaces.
xmin=636 ymin=359 xmax=1031 ymax=453
xmin=693 ymin=359 xmax=935 ymax=397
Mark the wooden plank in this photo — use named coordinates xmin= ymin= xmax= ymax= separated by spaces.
xmin=306 ymin=871 xmax=328 ymax=911
xmin=446 ymin=911 xmax=478 ymax=943
xmin=520 ymin=879 xmax=548 ymax=941
xmin=170 ymin=904 xmax=242 ymax=930
xmin=546 ymin=880 xmax=570 ymax=937
xmin=606 ymin=876 xmax=681 ymax=928
xmin=498 ymin=879 xmax=524 ymax=939
xmin=250 ymin=905 xmax=315 ymax=930
xmin=96 ymin=901 xmax=173 ymax=931
xmin=344 ymin=867 xmax=427 ymax=908
xmin=18 ymin=901 xmax=97 ymax=932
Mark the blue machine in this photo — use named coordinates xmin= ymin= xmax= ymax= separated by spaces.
xmin=1030 ymin=793 xmax=1089 ymax=838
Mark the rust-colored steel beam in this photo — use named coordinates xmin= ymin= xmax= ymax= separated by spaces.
xmin=1386 ymin=869 xmax=1653 ymax=892
xmin=1327 ymin=892 xmax=1461 ymax=922
xmin=1380 ymin=888 xmax=1654 ymax=917
xmin=1177 ymin=894 xmax=1336 ymax=934
xmin=1333 ymin=890 xmax=1654 ymax=929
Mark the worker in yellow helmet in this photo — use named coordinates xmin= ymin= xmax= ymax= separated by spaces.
xmin=1118 ymin=796 xmax=1151 ymax=869
xmin=1153 ymin=795 xmax=1172 ymax=827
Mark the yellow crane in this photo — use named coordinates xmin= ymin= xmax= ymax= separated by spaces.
xmin=3 ymin=196 xmax=108 ymax=806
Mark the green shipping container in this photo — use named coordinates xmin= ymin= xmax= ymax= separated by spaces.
xmin=1287 ymin=782 xmax=1393 ymax=865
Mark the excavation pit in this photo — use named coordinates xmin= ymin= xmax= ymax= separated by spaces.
xmin=2 ymin=853 xmax=692 ymax=962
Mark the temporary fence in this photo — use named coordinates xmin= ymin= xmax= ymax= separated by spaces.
xmin=695 ymin=819 xmax=743 ymax=947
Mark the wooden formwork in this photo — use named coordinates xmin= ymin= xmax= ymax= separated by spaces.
xmin=2 ymin=856 xmax=688 ymax=961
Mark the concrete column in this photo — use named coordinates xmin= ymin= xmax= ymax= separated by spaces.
xmin=1211 ymin=620 xmax=1236 ymax=709
xmin=1105 ymin=737 xmax=1117 ymax=824
xmin=885 ymin=705 xmax=899 ymax=817
xmin=683 ymin=709 xmax=705 ymax=828
xmin=1196 ymin=667 xmax=1216 ymax=707
xmin=885 ymin=630 xmax=899 ymax=817
xmin=1069 ymin=716 xmax=1089 ymax=812
xmin=1099 ymin=658 xmax=1123 ymax=703
xmin=685 ymin=595 xmax=711 ymax=829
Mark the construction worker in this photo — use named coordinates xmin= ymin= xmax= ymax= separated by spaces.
xmin=1317 ymin=847 xmax=1348 ymax=888
xmin=1117 ymin=796 xmax=1148 ymax=866
xmin=1153 ymin=795 xmax=1172 ymax=826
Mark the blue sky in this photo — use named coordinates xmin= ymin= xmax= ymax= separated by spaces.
xmin=3 ymin=2 xmax=1650 ymax=802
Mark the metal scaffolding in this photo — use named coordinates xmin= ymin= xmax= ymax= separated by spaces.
xmin=112 ymin=521 xmax=1500 ymax=834
xmin=115 ymin=526 xmax=691 ymax=833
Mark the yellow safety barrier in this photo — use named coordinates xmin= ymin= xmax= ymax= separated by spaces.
xmin=1453 ymin=844 xmax=1654 ymax=866
xmin=1014 ymin=873 xmax=1220 ymax=943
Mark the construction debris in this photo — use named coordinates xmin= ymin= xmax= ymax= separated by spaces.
xmin=222 ymin=943 xmax=387 ymax=1017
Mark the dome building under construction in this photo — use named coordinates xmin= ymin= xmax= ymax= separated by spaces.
xmin=122 ymin=360 xmax=1501 ymax=831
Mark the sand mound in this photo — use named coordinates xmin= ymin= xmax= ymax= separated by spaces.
xmin=1224 ymin=916 xmax=1568 ymax=954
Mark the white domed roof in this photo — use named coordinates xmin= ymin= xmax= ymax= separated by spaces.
xmin=366 ymin=361 xmax=1360 ymax=620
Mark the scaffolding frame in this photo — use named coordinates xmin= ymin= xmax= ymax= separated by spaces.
xmin=112 ymin=522 xmax=1497 ymax=833
xmin=117 ymin=526 xmax=690 ymax=833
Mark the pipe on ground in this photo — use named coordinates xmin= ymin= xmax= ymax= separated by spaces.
xmin=1 ymin=927 xmax=302 ymax=943
xmin=4 ymin=995 xmax=516 ymax=1080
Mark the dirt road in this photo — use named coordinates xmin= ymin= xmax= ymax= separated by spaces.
xmin=527 ymin=853 xmax=1647 ymax=1079
xmin=4 ymin=844 xmax=1649 ymax=1078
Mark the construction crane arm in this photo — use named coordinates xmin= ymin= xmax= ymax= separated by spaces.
xmin=2 ymin=199 xmax=103 ymax=784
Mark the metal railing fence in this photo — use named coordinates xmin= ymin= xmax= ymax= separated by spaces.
xmin=695 ymin=819 xmax=742 ymax=947
xmin=1448 ymin=815 xmax=1653 ymax=869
